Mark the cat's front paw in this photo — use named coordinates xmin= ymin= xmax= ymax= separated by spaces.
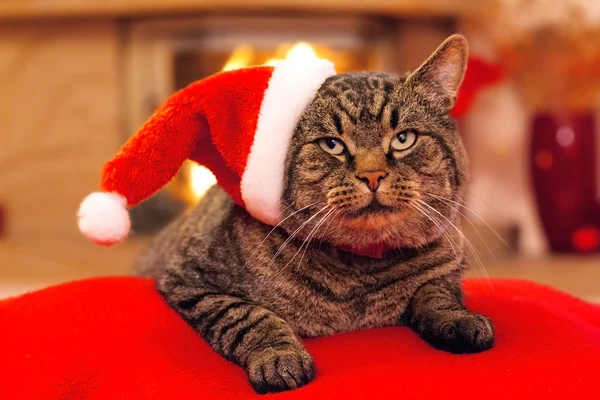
xmin=422 ymin=312 xmax=494 ymax=354
xmin=246 ymin=346 xmax=315 ymax=394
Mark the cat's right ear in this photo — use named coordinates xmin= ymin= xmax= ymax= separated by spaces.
xmin=406 ymin=34 xmax=469 ymax=106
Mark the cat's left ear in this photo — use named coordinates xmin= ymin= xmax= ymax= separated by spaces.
xmin=407 ymin=34 xmax=468 ymax=107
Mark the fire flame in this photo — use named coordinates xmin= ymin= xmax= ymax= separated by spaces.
xmin=188 ymin=42 xmax=318 ymax=201
xmin=264 ymin=42 xmax=318 ymax=66
xmin=222 ymin=45 xmax=254 ymax=71
xmin=189 ymin=163 xmax=217 ymax=201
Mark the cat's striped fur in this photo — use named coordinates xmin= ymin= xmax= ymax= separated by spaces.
xmin=133 ymin=35 xmax=494 ymax=394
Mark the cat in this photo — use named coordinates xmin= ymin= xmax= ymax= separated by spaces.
xmin=132 ymin=34 xmax=494 ymax=395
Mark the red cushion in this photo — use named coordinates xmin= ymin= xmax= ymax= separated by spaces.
xmin=0 ymin=277 xmax=598 ymax=399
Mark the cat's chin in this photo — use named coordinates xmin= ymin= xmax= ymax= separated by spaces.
xmin=328 ymin=210 xmax=437 ymax=249
xmin=335 ymin=213 xmax=418 ymax=242
xmin=338 ymin=205 xmax=409 ymax=229
xmin=340 ymin=214 xmax=398 ymax=231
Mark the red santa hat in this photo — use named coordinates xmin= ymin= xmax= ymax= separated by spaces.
xmin=78 ymin=54 xmax=336 ymax=246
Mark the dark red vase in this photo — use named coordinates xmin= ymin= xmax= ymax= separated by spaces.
xmin=529 ymin=111 xmax=600 ymax=253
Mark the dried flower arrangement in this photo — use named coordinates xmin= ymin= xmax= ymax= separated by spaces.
xmin=483 ymin=0 xmax=600 ymax=111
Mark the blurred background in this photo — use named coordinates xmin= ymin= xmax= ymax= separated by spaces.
xmin=1 ymin=0 xmax=599 ymax=301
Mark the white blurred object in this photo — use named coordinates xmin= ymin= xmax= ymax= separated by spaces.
xmin=456 ymin=25 xmax=548 ymax=257
xmin=462 ymin=82 xmax=548 ymax=257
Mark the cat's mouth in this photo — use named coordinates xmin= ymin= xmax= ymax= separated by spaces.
xmin=348 ymin=199 xmax=394 ymax=217
xmin=336 ymin=199 xmax=410 ymax=232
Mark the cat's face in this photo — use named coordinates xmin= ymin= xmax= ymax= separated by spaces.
xmin=281 ymin=35 xmax=470 ymax=249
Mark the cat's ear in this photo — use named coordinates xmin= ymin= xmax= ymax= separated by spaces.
xmin=406 ymin=34 xmax=468 ymax=105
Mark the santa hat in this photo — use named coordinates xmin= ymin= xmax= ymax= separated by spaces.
xmin=78 ymin=54 xmax=336 ymax=246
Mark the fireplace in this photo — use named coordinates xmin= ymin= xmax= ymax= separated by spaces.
xmin=122 ymin=15 xmax=452 ymax=233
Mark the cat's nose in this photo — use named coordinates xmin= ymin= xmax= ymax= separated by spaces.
xmin=356 ymin=170 xmax=388 ymax=192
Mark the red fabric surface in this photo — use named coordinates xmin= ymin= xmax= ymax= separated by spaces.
xmin=101 ymin=66 xmax=273 ymax=208
xmin=0 ymin=277 xmax=598 ymax=399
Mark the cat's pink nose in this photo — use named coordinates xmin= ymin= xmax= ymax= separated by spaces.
xmin=356 ymin=170 xmax=387 ymax=192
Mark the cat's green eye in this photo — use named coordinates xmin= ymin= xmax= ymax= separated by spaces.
xmin=390 ymin=130 xmax=418 ymax=151
xmin=318 ymin=138 xmax=346 ymax=155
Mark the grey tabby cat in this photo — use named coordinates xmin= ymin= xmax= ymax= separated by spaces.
xmin=133 ymin=34 xmax=494 ymax=394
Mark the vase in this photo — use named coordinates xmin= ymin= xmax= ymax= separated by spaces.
xmin=529 ymin=110 xmax=600 ymax=253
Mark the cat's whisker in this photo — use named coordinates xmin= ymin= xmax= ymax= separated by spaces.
xmin=267 ymin=204 xmax=330 ymax=270
xmin=425 ymin=195 xmax=498 ymax=289
xmin=319 ymin=208 xmax=344 ymax=248
xmin=337 ymin=211 xmax=346 ymax=231
xmin=409 ymin=202 xmax=460 ymax=259
xmin=262 ymin=200 xmax=325 ymax=247
xmin=328 ymin=209 xmax=348 ymax=250
xmin=408 ymin=203 xmax=448 ymax=250
xmin=427 ymin=193 xmax=497 ymax=260
xmin=293 ymin=208 xmax=337 ymax=269
xmin=417 ymin=199 xmax=481 ymax=256
xmin=257 ymin=204 xmax=331 ymax=289
xmin=417 ymin=199 xmax=491 ymax=284
xmin=274 ymin=208 xmax=337 ymax=287
xmin=429 ymin=193 xmax=509 ymax=248
xmin=463 ymin=239 xmax=489 ymax=282
xmin=410 ymin=201 xmax=487 ymax=282
xmin=287 ymin=211 xmax=331 ymax=268
xmin=243 ymin=200 xmax=326 ymax=269
xmin=464 ymin=191 xmax=500 ymax=214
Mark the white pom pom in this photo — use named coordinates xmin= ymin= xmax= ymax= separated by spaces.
xmin=77 ymin=192 xmax=130 ymax=246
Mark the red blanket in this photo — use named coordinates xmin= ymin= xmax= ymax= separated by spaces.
xmin=0 ymin=277 xmax=598 ymax=399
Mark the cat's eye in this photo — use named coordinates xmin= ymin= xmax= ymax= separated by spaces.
xmin=390 ymin=130 xmax=418 ymax=151
xmin=318 ymin=138 xmax=346 ymax=155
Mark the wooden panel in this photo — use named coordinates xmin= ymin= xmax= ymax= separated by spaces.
xmin=0 ymin=21 xmax=121 ymax=243
xmin=0 ymin=0 xmax=491 ymax=19
xmin=394 ymin=19 xmax=455 ymax=74
xmin=0 ymin=239 xmax=147 ymax=284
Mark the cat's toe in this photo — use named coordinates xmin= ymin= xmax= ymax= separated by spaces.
xmin=456 ymin=313 xmax=495 ymax=353
xmin=424 ymin=312 xmax=494 ymax=354
xmin=247 ymin=347 xmax=315 ymax=394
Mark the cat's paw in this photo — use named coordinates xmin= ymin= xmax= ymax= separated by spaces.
xmin=246 ymin=346 xmax=315 ymax=394
xmin=423 ymin=312 xmax=494 ymax=354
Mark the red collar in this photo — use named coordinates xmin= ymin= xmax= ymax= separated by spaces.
xmin=336 ymin=242 xmax=395 ymax=259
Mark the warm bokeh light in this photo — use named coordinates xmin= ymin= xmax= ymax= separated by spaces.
xmin=286 ymin=42 xmax=318 ymax=60
xmin=222 ymin=45 xmax=254 ymax=71
xmin=189 ymin=163 xmax=217 ymax=201
xmin=263 ymin=42 xmax=319 ymax=66
xmin=264 ymin=58 xmax=280 ymax=66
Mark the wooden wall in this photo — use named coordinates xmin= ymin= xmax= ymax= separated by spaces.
xmin=0 ymin=21 xmax=121 ymax=244
xmin=0 ymin=20 xmax=141 ymax=287
xmin=0 ymin=1 xmax=489 ymax=19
